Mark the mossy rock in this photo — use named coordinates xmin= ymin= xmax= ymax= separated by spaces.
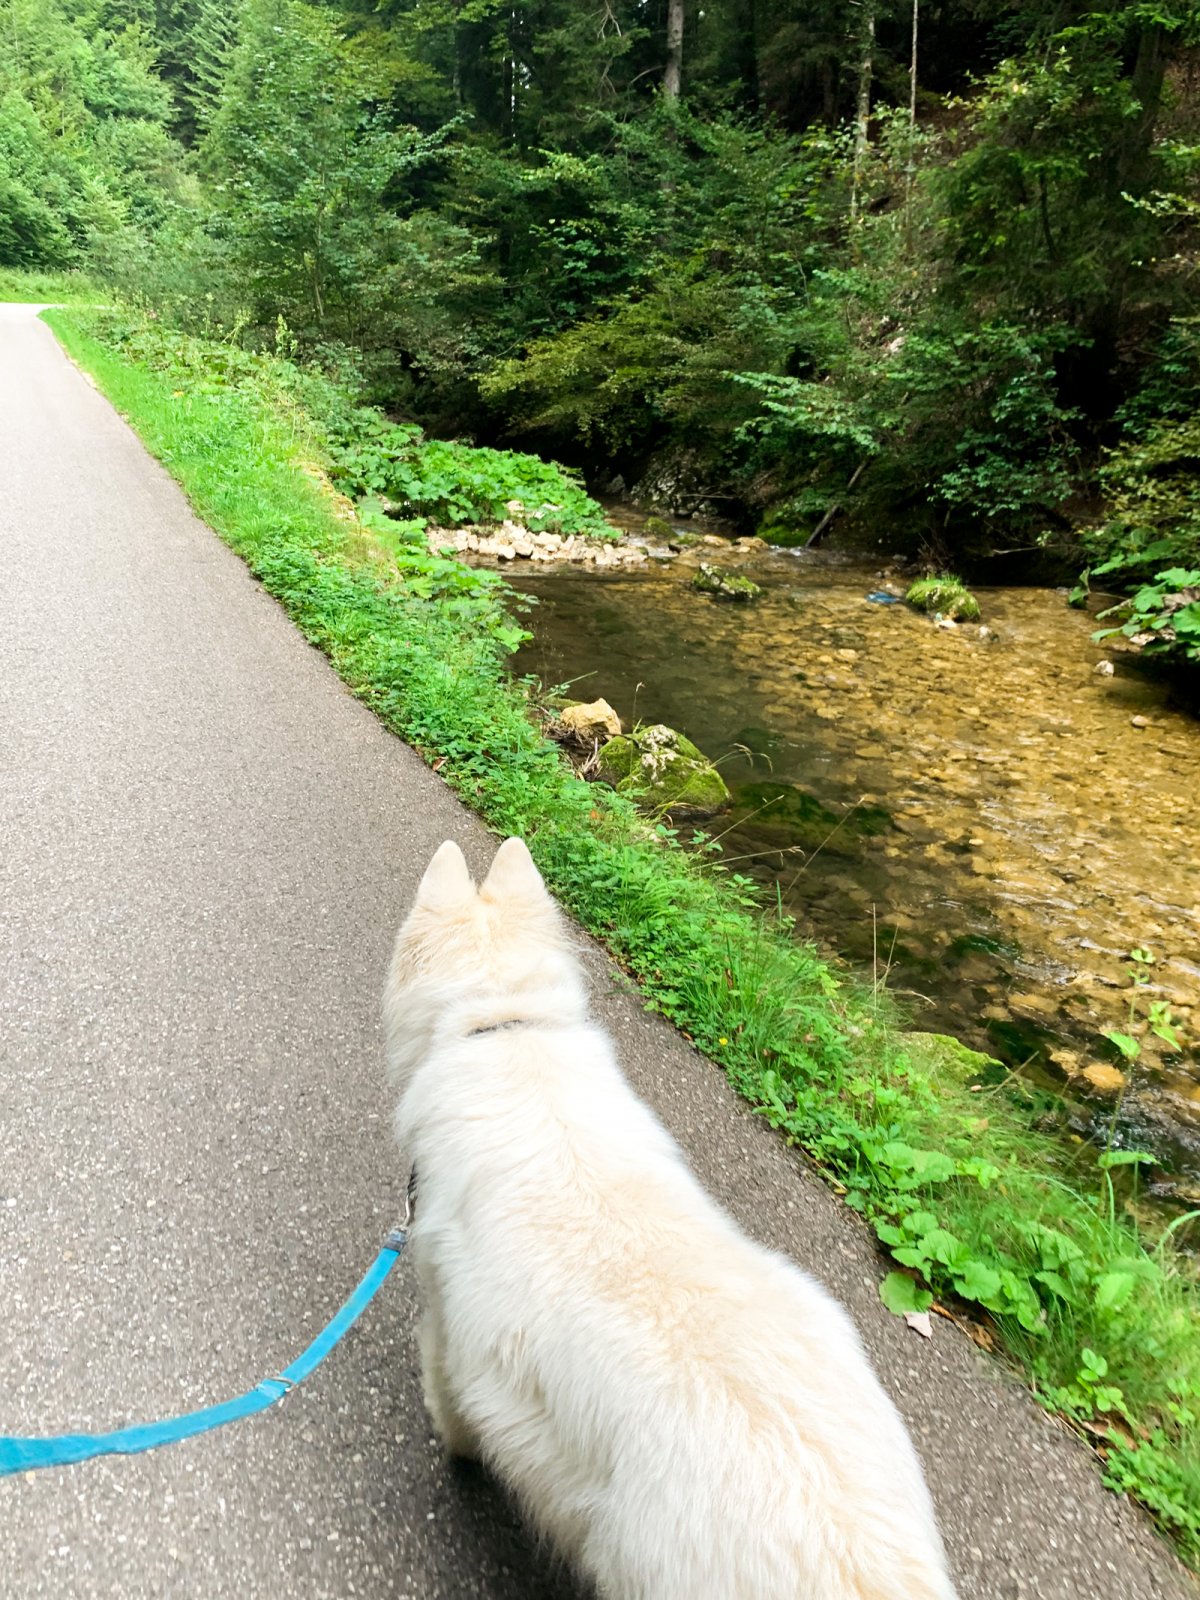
xmin=730 ymin=781 xmax=891 ymax=855
xmin=642 ymin=515 xmax=675 ymax=542
xmin=691 ymin=563 xmax=762 ymax=602
xmin=905 ymin=575 xmax=981 ymax=621
xmin=598 ymin=725 xmax=730 ymax=819
xmin=758 ymin=520 xmax=809 ymax=548
xmin=904 ymin=1031 xmax=1002 ymax=1081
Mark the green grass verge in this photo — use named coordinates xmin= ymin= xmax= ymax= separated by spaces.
xmin=44 ymin=305 xmax=1200 ymax=1567
xmin=0 ymin=267 xmax=102 ymax=304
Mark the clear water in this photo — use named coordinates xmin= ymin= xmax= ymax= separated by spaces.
xmin=509 ymin=532 xmax=1200 ymax=1195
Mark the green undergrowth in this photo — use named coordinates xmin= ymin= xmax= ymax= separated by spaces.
xmin=51 ymin=304 xmax=611 ymax=545
xmin=0 ymin=267 xmax=102 ymax=304
xmin=45 ymin=306 xmax=1200 ymax=1568
xmin=329 ymin=411 xmax=613 ymax=539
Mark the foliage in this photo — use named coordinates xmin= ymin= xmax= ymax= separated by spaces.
xmin=1095 ymin=569 xmax=1200 ymax=664
xmin=1075 ymin=336 xmax=1200 ymax=666
xmin=51 ymin=304 xmax=1200 ymax=1564
xmin=0 ymin=267 xmax=101 ymax=303
xmin=326 ymin=409 xmax=611 ymax=536
xmin=0 ymin=0 xmax=187 ymax=270
xmin=7 ymin=0 xmax=1197 ymax=625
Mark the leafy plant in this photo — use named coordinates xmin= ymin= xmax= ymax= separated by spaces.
xmin=1094 ymin=569 xmax=1200 ymax=664
xmin=326 ymin=410 xmax=612 ymax=537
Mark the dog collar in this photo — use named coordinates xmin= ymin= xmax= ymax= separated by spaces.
xmin=466 ymin=1018 xmax=539 ymax=1038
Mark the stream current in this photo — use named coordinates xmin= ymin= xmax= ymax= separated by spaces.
xmin=509 ymin=530 xmax=1200 ymax=1196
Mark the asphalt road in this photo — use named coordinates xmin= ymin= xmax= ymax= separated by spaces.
xmin=0 ymin=300 xmax=1194 ymax=1599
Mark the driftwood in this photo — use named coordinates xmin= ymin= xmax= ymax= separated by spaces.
xmin=804 ymin=460 xmax=867 ymax=549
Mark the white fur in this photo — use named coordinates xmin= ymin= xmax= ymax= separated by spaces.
xmin=384 ymin=837 xmax=958 ymax=1600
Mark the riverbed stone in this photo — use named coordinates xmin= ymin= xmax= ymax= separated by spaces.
xmin=691 ymin=563 xmax=762 ymax=602
xmin=598 ymin=725 xmax=730 ymax=818
xmin=905 ymin=576 xmax=982 ymax=622
xmin=559 ymin=698 xmax=622 ymax=744
xmin=1080 ymin=1062 xmax=1127 ymax=1095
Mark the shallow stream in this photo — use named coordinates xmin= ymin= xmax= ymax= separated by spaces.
xmin=508 ymin=521 xmax=1200 ymax=1195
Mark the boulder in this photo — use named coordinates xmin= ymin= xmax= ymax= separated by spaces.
xmin=559 ymin=699 xmax=622 ymax=744
xmin=904 ymin=575 xmax=981 ymax=622
xmin=598 ymin=725 xmax=730 ymax=819
xmin=642 ymin=515 xmax=675 ymax=542
xmin=1080 ymin=1062 xmax=1127 ymax=1096
xmin=691 ymin=563 xmax=762 ymax=602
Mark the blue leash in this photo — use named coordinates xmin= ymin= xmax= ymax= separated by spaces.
xmin=0 ymin=1224 xmax=409 ymax=1478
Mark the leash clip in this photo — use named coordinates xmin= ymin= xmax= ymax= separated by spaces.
xmin=383 ymin=1166 xmax=416 ymax=1253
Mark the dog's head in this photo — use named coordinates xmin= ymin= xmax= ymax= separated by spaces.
xmin=384 ymin=837 xmax=585 ymax=1084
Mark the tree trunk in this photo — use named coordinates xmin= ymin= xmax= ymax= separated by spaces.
xmin=502 ymin=5 xmax=515 ymax=142
xmin=904 ymin=0 xmax=918 ymax=240
xmin=733 ymin=0 xmax=759 ymax=110
xmin=1115 ymin=24 xmax=1166 ymax=197
xmin=451 ymin=0 xmax=463 ymax=109
xmin=664 ymin=0 xmax=684 ymax=101
xmin=848 ymin=4 xmax=874 ymax=233
xmin=1074 ymin=24 xmax=1169 ymax=418
xmin=805 ymin=462 xmax=867 ymax=548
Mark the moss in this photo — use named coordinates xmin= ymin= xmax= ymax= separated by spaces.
xmin=905 ymin=575 xmax=981 ymax=621
xmin=904 ymin=1031 xmax=1001 ymax=1082
xmin=731 ymin=780 xmax=891 ymax=855
xmin=691 ymin=563 xmax=762 ymax=601
xmin=642 ymin=515 xmax=675 ymax=541
xmin=758 ymin=520 xmax=809 ymax=548
xmin=599 ymin=726 xmax=730 ymax=818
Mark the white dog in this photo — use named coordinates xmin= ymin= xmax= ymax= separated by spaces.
xmin=384 ymin=837 xmax=958 ymax=1600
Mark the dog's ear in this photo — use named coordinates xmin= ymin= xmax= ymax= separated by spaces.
xmin=481 ymin=836 xmax=550 ymax=906
xmin=415 ymin=839 xmax=475 ymax=909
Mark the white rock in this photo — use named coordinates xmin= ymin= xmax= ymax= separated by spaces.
xmin=559 ymin=699 xmax=622 ymax=742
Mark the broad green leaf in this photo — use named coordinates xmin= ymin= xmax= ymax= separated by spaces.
xmin=1095 ymin=1271 xmax=1137 ymax=1312
xmin=879 ymin=1272 xmax=934 ymax=1317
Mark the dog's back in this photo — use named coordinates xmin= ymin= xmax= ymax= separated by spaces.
xmin=386 ymin=839 xmax=958 ymax=1600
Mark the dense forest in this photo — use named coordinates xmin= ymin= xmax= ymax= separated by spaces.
xmin=3 ymin=0 xmax=1199 ymax=652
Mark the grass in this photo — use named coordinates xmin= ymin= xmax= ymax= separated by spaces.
xmin=44 ymin=303 xmax=1200 ymax=1568
xmin=0 ymin=267 xmax=102 ymax=304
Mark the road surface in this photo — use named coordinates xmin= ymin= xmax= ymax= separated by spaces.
xmin=0 ymin=301 xmax=1193 ymax=1598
